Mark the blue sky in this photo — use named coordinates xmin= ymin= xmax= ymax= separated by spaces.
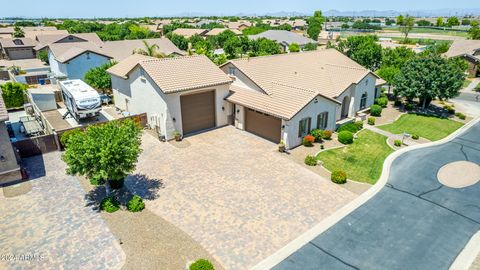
xmin=0 ymin=0 xmax=474 ymax=18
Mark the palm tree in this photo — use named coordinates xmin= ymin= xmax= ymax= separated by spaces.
xmin=134 ymin=40 xmax=166 ymax=58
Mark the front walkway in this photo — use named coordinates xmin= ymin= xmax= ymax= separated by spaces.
xmin=127 ymin=126 xmax=357 ymax=270
xmin=0 ymin=152 xmax=125 ymax=270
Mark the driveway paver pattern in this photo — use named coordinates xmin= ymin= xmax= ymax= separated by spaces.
xmin=127 ymin=126 xmax=357 ymax=270
xmin=0 ymin=152 xmax=125 ymax=270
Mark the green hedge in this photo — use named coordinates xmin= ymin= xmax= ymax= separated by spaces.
xmin=190 ymin=259 xmax=214 ymax=270
xmin=338 ymin=131 xmax=354 ymax=144
xmin=127 ymin=195 xmax=145 ymax=212
xmin=370 ymin=105 xmax=382 ymax=117
xmin=1 ymin=82 xmax=27 ymax=108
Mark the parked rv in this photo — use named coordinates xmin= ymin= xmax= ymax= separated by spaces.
xmin=59 ymin=79 xmax=101 ymax=121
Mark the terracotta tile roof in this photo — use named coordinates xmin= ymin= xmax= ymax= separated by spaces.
xmin=108 ymin=54 xmax=232 ymax=94
xmin=49 ymin=42 xmax=112 ymax=63
xmin=172 ymin=28 xmax=208 ymax=38
xmin=0 ymin=58 xmax=48 ymax=70
xmin=101 ymin=38 xmax=185 ymax=61
xmin=34 ymin=33 xmax=103 ymax=51
xmin=0 ymin=94 xmax=8 ymax=122
xmin=24 ymin=30 xmax=68 ymax=40
xmin=204 ymin=28 xmax=242 ymax=36
xmin=445 ymin=40 xmax=480 ymax=59
xmin=0 ymin=38 xmax=37 ymax=48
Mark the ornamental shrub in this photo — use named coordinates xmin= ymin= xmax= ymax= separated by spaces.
xmin=60 ymin=129 xmax=83 ymax=147
xmin=100 ymin=196 xmax=120 ymax=213
xmin=404 ymin=103 xmax=413 ymax=111
xmin=394 ymin=139 xmax=402 ymax=147
xmin=127 ymin=195 xmax=145 ymax=212
xmin=443 ymin=105 xmax=455 ymax=114
xmin=412 ymin=134 xmax=419 ymax=140
xmin=304 ymin=155 xmax=317 ymax=166
xmin=394 ymin=100 xmax=402 ymax=107
xmin=370 ymin=105 xmax=382 ymax=116
xmin=375 ymin=96 xmax=388 ymax=108
xmin=310 ymin=129 xmax=324 ymax=142
xmin=338 ymin=131 xmax=354 ymax=144
xmin=303 ymin=135 xmax=315 ymax=146
xmin=338 ymin=123 xmax=360 ymax=133
xmin=368 ymin=117 xmax=375 ymax=125
xmin=455 ymin=112 xmax=466 ymax=120
xmin=331 ymin=170 xmax=347 ymax=184
xmin=0 ymin=82 xmax=27 ymax=108
xmin=190 ymin=259 xmax=214 ymax=270
xmin=322 ymin=130 xmax=332 ymax=140
xmin=354 ymin=121 xmax=363 ymax=130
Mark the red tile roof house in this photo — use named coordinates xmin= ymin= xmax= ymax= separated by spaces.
xmin=108 ymin=49 xmax=383 ymax=149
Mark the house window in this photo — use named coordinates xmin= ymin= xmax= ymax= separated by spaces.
xmin=360 ymin=92 xmax=367 ymax=110
xmin=298 ymin=117 xmax=311 ymax=138
xmin=228 ymin=67 xmax=236 ymax=76
xmin=317 ymin=112 xmax=328 ymax=130
xmin=365 ymin=79 xmax=369 ymax=86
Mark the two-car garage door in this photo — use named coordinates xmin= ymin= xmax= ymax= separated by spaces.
xmin=181 ymin=91 xmax=216 ymax=134
xmin=245 ymin=108 xmax=281 ymax=143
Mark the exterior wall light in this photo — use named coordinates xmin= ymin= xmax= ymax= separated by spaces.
xmin=0 ymin=155 xmax=5 ymax=162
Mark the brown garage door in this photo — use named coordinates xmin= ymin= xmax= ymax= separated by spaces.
xmin=181 ymin=91 xmax=215 ymax=134
xmin=245 ymin=108 xmax=281 ymax=143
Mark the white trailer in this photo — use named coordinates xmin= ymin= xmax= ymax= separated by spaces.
xmin=59 ymin=80 xmax=101 ymax=121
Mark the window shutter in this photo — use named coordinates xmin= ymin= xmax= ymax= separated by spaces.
xmin=307 ymin=117 xmax=311 ymax=133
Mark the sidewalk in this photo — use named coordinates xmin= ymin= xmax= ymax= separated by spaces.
xmin=364 ymin=124 xmax=424 ymax=146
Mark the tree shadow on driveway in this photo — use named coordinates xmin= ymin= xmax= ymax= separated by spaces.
xmin=125 ymin=174 xmax=164 ymax=200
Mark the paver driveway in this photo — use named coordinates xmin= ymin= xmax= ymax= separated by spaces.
xmin=0 ymin=152 xmax=125 ymax=270
xmin=126 ymin=126 xmax=357 ymax=270
xmin=274 ymin=122 xmax=480 ymax=270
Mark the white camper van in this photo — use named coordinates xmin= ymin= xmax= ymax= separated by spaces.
xmin=59 ymin=80 xmax=101 ymax=121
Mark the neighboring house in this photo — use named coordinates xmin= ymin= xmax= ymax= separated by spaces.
xmin=445 ymin=40 xmax=480 ymax=77
xmin=0 ymin=27 xmax=14 ymax=38
xmin=107 ymin=54 xmax=232 ymax=140
xmin=249 ymin=30 xmax=316 ymax=52
xmin=101 ymin=38 xmax=185 ymax=61
xmin=24 ymin=29 xmax=69 ymax=40
xmin=171 ymin=28 xmax=208 ymax=38
xmin=226 ymin=22 xmax=251 ymax=31
xmin=0 ymin=38 xmax=37 ymax=60
xmin=317 ymin=31 xmax=341 ymax=45
xmin=204 ymin=28 xmax=242 ymax=37
xmin=220 ymin=49 xmax=383 ymax=149
xmin=0 ymin=95 xmax=21 ymax=185
xmin=0 ymin=59 xmax=51 ymax=84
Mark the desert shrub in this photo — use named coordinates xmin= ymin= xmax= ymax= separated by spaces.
xmin=443 ymin=105 xmax=455 ymax=114
xmin=375 ymin=97 xmax=388 ymax=107
xmin=404 ymin=103 xmax=413 ymax=111
xmin=127 ymin=195 xmax=145 ymax=212
xmin=394 ymin=140 xmax=402 ymax=147
xmin=368 ymin=117 xmax=375 ymax=125
xmin=60 ymin=129 xmax=83 ymax=147
xmin=322 ymin=130 xmax=332 ymax=140
xmin=394 ymin=100 xmax=402 ymax=107
xmin=100 ymin=196 xmax=120 ymax=213
xmin=190 ymin=259 xmax=214 ymax=270
xmin=331 ymin=170 xmax=347 ymax=184
xmin=370 ymin=105 xmax=382 ymax=116
xmin=303 ymin=135 xmax=315 ymax=146
xmin=412 ymin=134 xmax=419 ymax=140
xmin=338 ymin=131 xmax=354 ymax=144
xmin=338 ymin=123 xmax=360 ymax=133
xmin=304 ymin=155 xmax=317 ymax=166
xmin=310 ymin=129 xmax=324 ymax=142
xmin=455 ymin=112 xmax=466 ymax=120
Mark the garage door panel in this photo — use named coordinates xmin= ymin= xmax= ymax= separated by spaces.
xmin=245 ymin=109 xmax=281 ymax=143
xmin=181 ymin=91 xmax=215 ymax=134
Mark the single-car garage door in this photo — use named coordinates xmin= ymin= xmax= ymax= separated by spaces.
xmin=181 ymin=91 xmax=215 ymax=134
xmin=245 ymin=108 xmax=281 ymax=143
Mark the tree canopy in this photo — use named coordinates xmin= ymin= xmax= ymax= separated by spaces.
xmin=397 ymin=15 xmax=415 ymax=41
xmin=62 ymin=119 xmax=142 ymax=185
xmin=469 ymin=21 xmax=480 ymax=40
xmin=337 ymin=35 xmax=382 ymax=71
xmin=307 ymin=10 xmax=325 ymax=41
xmin=84 ymin=61 xmax=117 ymax=93
xmin=0 ymin=82 xmax=27 ymax=108
xmin=393 ymin=55 xmax=465 ymax=108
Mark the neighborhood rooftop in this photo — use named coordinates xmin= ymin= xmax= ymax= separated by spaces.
xmin=99 ymin=38 xmax=185 ymax=61
xmin=444 ymin=40 xmax=480 ymax=59
xmin=108 ymin=54 xmax=232 ymax=93
xmin=249 ymin=30 xmax=316 ymax=45
xmin=0 ymin=95 xmax=8 ymax=122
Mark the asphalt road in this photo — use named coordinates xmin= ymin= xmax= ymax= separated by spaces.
xmin=274 ymin=122 xmax=480 ymax=270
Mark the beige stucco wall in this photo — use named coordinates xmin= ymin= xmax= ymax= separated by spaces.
xmin=335 ymin=73 xmax=377 ymax=120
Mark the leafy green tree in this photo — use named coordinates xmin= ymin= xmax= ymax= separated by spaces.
xmin=84 ymin=61 xmax=117 ymax=93
xmin=446 ymin=17 xmax=460 ymax=27
xmin=416 ymin=20 xmax=432 ymax=27
xmin=376 ymin=66 xmax=399 ymax=93
xmin=393 ymin=55 xmax=465 ymax=109
xmin=382 ymin=47 xmax=415 ymax=68
xmin=166 ymin=33 xmax=189 ymax=50
xmin=288 ymin=43 xmax=300 ymax=52
xmin=62 ymin=119 xmax=142 ymax=189
xmin=13 ymin=26 xmax=24 ymax=38
xmin=396 ymin=15 xmax=404 ymax=26
xmin=436 ymin=17 xmax=444 ymax=27
xmin=37 ymin=50 xmax=49 ymax=64
xmin=0 ymin=82 xmax=27 ymax=108
xmin=341 ymin=23 xmax=350 ymax=30
xmin=242 ymin=26 xmax=268 ymax=35
xmin=213 ymin=54 xmax=228 ymax=65
xmin=337 ymin=35 xmax=382 ymax=71
xmin=397 ymin=15 xmax=415 ymax=41
xmin=461 ymin=19 xmax=471 ymax=26
xmin=223 ymin=36 xmax=241 ymax=58
xmin=307 ymin=10 xmax=324 ymax=41
xmin=256 ymin=38 xmax=281 ymax=56
xmin=213 ymin=29 xmax=237 ymax=48
xmin=469 ymin=21 xmax=480 ymax=40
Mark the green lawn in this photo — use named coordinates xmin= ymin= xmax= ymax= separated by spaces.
xmin=317 ymin=130 xmax=393 ymax=184
xmin=387 ymin=27 xmax=469 ymax=37
xmin=378 ymin=114 xmax=464 ymax=141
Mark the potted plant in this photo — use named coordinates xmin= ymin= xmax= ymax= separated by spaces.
xmin=173 ymin=131 xmax=182 ymax=141
xmin=278 ymin=140 xmax=286 ymax=152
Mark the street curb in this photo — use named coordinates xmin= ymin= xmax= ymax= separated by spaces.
xmin=251 ymin=117 xmax=480 ymax=270
xmin=451 ymin=231 xmax=480 ymax=270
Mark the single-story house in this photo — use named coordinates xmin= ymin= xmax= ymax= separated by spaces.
xmin=226 ymin=21 xmax=251 ymax=31
xmin=317 ymin=31 xmax=341 ymax=45
xmin=24 ymin=29 xmax=69 ymax=41
xmin=100 ymin=38 xmax=185 ymax=61
xmin=445 ymin=40 xmax=480 ymax=77
xmin=0 ymin=27 xmax=15 ymax=38
xmin=171 ymin=28 xmax=209 ymax=38
xmin=0 ymin=95 xmax=21 ymax=185
xmin=249 ymin=30 xmax=316 ymax=52
xmin=204 ymin=28 xmax=242 ymax=37
xmin=0 ymin=58 xmax=51 ymax=84
xmin=107 ymin=54 xmax=232 ymax=140
xmin=220 ymin=49 xmax=383 ymax=149
xmin=0 ymin=38 xmax=37 ymax=60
